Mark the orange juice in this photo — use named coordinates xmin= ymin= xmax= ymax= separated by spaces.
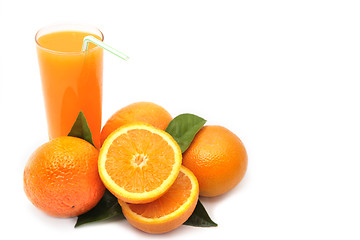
xmin=36 ymin=25 xmax=103 ymax=149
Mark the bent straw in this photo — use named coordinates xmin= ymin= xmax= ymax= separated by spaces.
xmin=82 ymin=35 xmax=129 ymax=61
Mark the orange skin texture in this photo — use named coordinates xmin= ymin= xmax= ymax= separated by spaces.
xmin=23 ymin=136 xmax=105 ymax=217
xmin=100 ymin=102 xmax=172 ymax=146
xmin=182 ymin=125 xmax=248 ymax=197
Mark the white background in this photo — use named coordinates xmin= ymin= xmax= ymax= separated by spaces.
xmin=0 ymin=0 xmax=359 ymax=239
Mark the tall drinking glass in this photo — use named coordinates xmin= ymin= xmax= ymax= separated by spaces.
xmin=36 ymin=24 xmax=103 ymax=149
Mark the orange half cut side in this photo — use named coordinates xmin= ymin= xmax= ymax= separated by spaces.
xmin=119 ymin=166 xmax=199 ymax=234
xmin=98 ymin=122 xmax=182 ymax=204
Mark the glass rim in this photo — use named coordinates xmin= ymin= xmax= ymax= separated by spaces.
xmin=35 ymin=23 xmax=104 ymax=55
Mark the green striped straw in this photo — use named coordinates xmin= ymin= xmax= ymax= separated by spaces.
xmin=82 ymin=35 xmax=129 ymax=61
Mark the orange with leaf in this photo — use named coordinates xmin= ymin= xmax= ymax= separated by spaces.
xmin=183 ymin=125 xmax=247 ymax=197
xmin=23 ymin=136 xmax=105 ymax=217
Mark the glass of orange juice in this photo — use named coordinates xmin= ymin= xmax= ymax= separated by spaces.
xmin=36 ymin=24 xmax=103 ymax=149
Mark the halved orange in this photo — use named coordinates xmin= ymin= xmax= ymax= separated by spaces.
xmin=98 ymin=122 xmax=182 ymax=204
xmin=119 ymin=166 xmax=199 ymax=234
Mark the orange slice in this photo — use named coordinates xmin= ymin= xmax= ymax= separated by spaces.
xmin=119 ymin=166 xmax=199 ymax=234
xmin=98 ymin=122 xmax=182 ymax=204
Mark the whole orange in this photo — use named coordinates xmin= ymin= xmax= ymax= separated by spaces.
xmin=182 ymin=125 xmax=247 ymax=197
xmin=23 ymin=136 xmax=105 ymax=217
xmin=100 ymin=102 xmax=172 ymax=145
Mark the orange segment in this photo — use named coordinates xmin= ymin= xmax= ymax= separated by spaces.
xmin=119 ymin=166 xmax=199 ymax=234
xmin=98 ymin=123 xmax=182 ymax=204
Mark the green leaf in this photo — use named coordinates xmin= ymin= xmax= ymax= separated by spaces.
xmin=165 ymin=113 xmax=206 ymax=153
xmin=75 ymin=190 xmax=125 ymax=227
xmin=67 ymin=111 xmax=94 ymax=147
xmin=184 ymin=199 xmax=218 ymax=227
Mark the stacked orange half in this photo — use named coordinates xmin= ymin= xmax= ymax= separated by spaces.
xmin=119 ymin=166 xmax=199 ymax=234
xmin=99 ymin=123 xmax=199 ymax=233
